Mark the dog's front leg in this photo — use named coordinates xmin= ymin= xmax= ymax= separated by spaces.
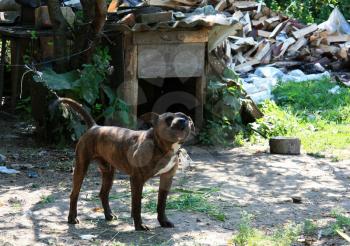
xmin=157 ymin=164 xmax=178 ymax=228
xmin=130 ymin=176 xmax=148 ymax=231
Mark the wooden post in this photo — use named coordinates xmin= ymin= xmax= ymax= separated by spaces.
xmin=10 ymin=39 xmax=23 ymax=113
xmin=195 ymin=74 xmax=205 ymax=129
xmin=121 ymin=32 xmax=138 ymax=128
xmin=0 ymin=37 xmax=6 ymax=101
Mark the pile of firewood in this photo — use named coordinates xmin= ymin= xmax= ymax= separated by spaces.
xmin=212 ymin=1 xmax=350 ymax=73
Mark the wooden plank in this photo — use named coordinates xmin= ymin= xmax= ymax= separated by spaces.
xmin=338 ymin=47 xmax=349 ymax=59
xmin=232 ymin=1 xmax=259 ymax=11
xmin=215 ymin=0 xmax=228 ymax=11
xmin=252 ymin=20 xmax=264 ymax=28
xmin=195 ymin=73 xmax=205 ymax=128
xmin=208 ymin=23 xmax=241 ymax=51
xmin=292 ymin=23 xmax=317 ymax=39
xmin=244 ymin=40 xmax=263 ymax=57
xmin=243 ymin=12 xmax=252 ymax=35
xmin=0 ymin=37 xmax=6 ymax=100
xmin=138 ymin=43 xmax=205 ymax=78
xmin=269 ymin=21 xmax=287 ymax=38
xmin=234 ymin=37 xmax=256 ymax=46
xmin=235 ymin=51 xmax=246 ymax=64
xmin=107 ymin=0 xmax=118 ymax=13
xmin=257 ymin=30 xmax=271 ymax=38
xmin=264 ymin=16 xmax=280 ymax=25
xmin=234 ymin=59 xmax=259 ymax=73
xmin=327 ymin=34 xmax=350 ymax=44
xmin=287 ymin=37 xmax=307 ymax=54
xmin=254 ymin=41 xmax=271 ymax=61
xmin=172 ymin=0 xmax=199 ymax=5
xmin=121 ymin=33 xmax=138 ymax=128
xmin=318 ymin=44 xmax=340 ymax=54
xmin=138 ymin=11 xmax=173 ymax=24
xmin=134 ymin=29 xmax=208 ymax=44
xmin=276 ymin=37 xmax=295 ymax=57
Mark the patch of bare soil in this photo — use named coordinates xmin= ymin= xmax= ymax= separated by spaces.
xmin=0 ymin=116 xmax=349 ymax=245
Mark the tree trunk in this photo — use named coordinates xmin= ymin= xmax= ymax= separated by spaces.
xmin=71 ymin=0 xmax=107 ymax=68
xmin=47 ymin=0 xmax=69 ymax=72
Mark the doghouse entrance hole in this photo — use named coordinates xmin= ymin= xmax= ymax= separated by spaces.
xmin=138 ymin=77 xmax=197 ymax=120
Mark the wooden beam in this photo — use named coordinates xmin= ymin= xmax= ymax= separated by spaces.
xmin=288 ymin=37 xmax=307 ymax=53
xmin=276 ymin=37 xmax=295 ymax=57
xmin=121 ymin=33 xmax=138 ymax=128
xmin=0 ymin=37 xmax=6 ymax=100
xmin=134 ymin=29 xmax=208 ymax=44
xmin=292 ymin=23 xmax=317 ymax=39
xmin=257 ymin=30 xmax=271 ymax=38
xmin=327 ymin=34 xmax=350 ymax=44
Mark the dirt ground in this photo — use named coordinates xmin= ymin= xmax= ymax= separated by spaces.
xmin=0 ymin=116 xmax=350 ymax=246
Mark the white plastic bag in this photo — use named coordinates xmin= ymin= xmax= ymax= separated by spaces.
xmin=318 ymin=7 xmax=350 ymax=34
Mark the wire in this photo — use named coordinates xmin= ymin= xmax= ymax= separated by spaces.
xmin=0 ymin=44 xmax=92 ymax=68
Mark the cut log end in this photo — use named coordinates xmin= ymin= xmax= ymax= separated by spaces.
xmin=269 ymin=137 xmax=301 ymax=155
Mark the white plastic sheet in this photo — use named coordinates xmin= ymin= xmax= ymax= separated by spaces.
xmin=318 ymin=7 xmax=350 ymax=34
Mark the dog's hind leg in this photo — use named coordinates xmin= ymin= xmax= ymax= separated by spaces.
xmin=98 ymin=162 xmax=116 ymax=221
xmin=68 ymin=154 xmax=90 ymax=224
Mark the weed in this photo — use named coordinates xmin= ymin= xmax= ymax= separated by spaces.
xmin=200 ymin=69 xmax=247 ymax=146
xmin=231 ymin=211 xmax=302 ymax=246
xmin=31 ymin=183 xmax=39 ymax=189
xmin=144 ymin=188 xmax=225 ymax=221
xmin=303 ymin=219 xmax=318 ymax=236
xmin=234 ymin=131 xmax=245 ymax=147
xmin=8 ymin=197 xmax=23 ymax=210
xmin=39 ymin=195 xmax=55 ymax=204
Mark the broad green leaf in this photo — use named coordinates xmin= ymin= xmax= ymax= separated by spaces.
xmin=33 ymin=68 xmax=79 ymax=91
xmin=208 ymin=81 xmax=225 ymax=91
xmin=223 ymin=93 xmax=241 ymax=110
xmin=101 ymin=84 xmax=116 ymax=103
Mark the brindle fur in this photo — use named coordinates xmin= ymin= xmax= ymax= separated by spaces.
xmin=56 ymin=98 xmax=192 ymax=230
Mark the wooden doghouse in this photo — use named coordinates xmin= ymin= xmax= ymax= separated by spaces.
xmin=105 ymin=26 xmax=208 ymax=128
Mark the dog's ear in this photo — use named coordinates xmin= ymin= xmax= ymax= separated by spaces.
xmin=138 ymin=112 xmax=159 ymax=128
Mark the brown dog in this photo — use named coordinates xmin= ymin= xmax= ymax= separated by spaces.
xmin=56 ymin=98 xmax=192 ymax=230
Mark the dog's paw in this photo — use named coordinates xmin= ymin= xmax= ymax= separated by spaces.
xmin=135 ymin=224 xmax=150 ymax=231
xmin=159 ymin=220 xmax=174 ymax=228
xmin=68 ymin=216 xmax=79 ymax=224
xmin=105 ymin=212 xmax=117 ymax=221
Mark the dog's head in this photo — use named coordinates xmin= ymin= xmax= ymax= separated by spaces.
xmin=140 ymin=112 xmax=194 ymax=144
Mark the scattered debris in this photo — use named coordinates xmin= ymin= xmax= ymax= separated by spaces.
xmin=27 ymin=170 xmax=39 ymax=178
xmin=0 ymin=166 xmax=20 ymax=174
xmin=328 ymin=85 xmax=341 ymax=95
xmin=80 ymin=234 xmax=98 ymax=240
xmin=291 ymin=195 xmax=302 ymax=204
xmin=0 ymin=154 xmax=6 ymax=163
xmin=11 ymin=164 xmax=34 ymax=170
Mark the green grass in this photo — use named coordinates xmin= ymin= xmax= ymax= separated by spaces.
xmin=39 ymin=195 xmax=55 ymax=204
xmin=326 ymin=208 xmax=350 ymax=236
xmin=303 ymin=219 xmax=318 ymax=236
xmin=144 ymin=187 xmax=225 ymax=221
xmin=251 ymin=79 xmax=350 ymax=158
xmin=231 ymin=211 xmax=302 ymax=246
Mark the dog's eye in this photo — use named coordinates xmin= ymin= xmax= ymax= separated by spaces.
xmin=165 ymin=116 xmax=174 ymax=126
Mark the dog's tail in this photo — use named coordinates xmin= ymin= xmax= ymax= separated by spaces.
xmin=54 ymin=97 xmax=96 ymax=129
